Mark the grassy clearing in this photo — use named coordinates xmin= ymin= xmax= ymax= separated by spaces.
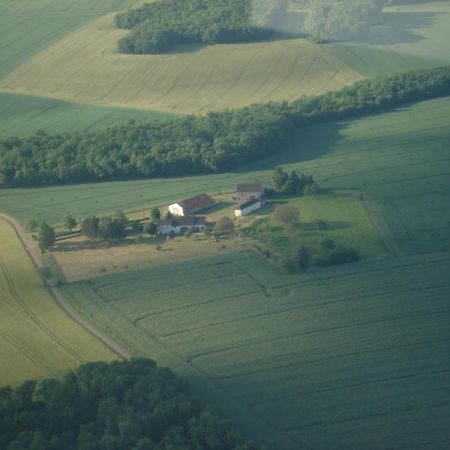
xmin=329 ymin=2 xmax=450 ymax=76
xmin=0 ymin=92 xmax=175 ymax=139
xmin=1 ymin=95 xmax=449 ymax=254
xmin=0 ymin=0 xmax=140 ymax=80
xmin=63 ymin=250 xmax=450 ymax=449
xmin=0 ymin=12 xmax=362 ymax=114
xmin=243 ymin=194 xmax=385 ymax=259
xmin=0 ymin=218 xmax=116 ymax=387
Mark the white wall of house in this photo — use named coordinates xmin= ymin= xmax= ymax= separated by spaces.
xmin=168 ymin=203 xmax=184 ymax=216
xmin=235 ymin=200 xmax=262 ymax=217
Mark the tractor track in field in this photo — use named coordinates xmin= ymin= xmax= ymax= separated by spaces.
xmin=0 ymin=212 xmax=130 ymax=360
xmin=0 ymin=328 xmax=55 ymax=377
xmin=0 ymin=255 xmax=87 ymax=364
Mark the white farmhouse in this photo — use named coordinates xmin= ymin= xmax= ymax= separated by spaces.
xmin=235 ymin=197 xmax=265 ymax=217
xmin=168 ymin=194 xmax=215 ymax=216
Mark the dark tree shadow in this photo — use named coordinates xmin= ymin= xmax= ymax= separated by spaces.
xmin=360 ymin=11 xmax=442 ymax=45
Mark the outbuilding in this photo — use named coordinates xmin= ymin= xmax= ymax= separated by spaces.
xmin=158 ymin=216 xmax=212 ymax=235
xmin=235 ymin=197 xmax=265 ymax=217
xmin=168 ymin=194 xmax=215 ymax=216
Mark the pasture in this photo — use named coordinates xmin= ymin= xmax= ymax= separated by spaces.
xmin=0 ymin=12 xmax=363 ymax=114
xmin=0 ymin=92 xmax=174 ymax=139
xmin=0 ymin=217 xmax=116 ymax=387
xmin=63 ymin=250 xmax=450 ymax=449
xmin=1 ymin=95 xmax=449 ymax=255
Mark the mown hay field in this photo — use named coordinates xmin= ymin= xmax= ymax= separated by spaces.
xmin=1 ymin=95 xmax=449 ymax=255
xmin=0 ymin=217 xmax=116 ymax=387
xmin=0 ymin=92 xmax=174 ymax=139
xmin=63 ymin=250 xmax=450 ymax=450
xmin=0 ymin=11 xmax=363 ymax=114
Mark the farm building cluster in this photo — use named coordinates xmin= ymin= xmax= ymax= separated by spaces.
xmin=157 ymin=183 xmax=266 ymax=235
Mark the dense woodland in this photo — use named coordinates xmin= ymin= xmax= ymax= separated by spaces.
xmin=1 ymin=66 xmax=450 ymax=188
xmin=116 ymin=0 xmax=286 ymax=54
xmin=0 ymin=359 xmax=261 ymax=450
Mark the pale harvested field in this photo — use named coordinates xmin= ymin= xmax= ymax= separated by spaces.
xmin=0 ymin=13 xmax=363 ymax=114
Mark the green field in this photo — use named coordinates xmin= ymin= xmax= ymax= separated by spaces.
xmin=0 ymin=92 xmax=174 ymax=139
xmin=2 ymin=95 xmax=449 ymax=255
xmin=0 ymin=217 xmax=116 ymax=387
xmin=0 ymin=0 xmax=140 ymax=80
xmin=329 ymin=2 xmax=450 ymax=76
xmin=63 ymin=250 xmax=450 ymax=449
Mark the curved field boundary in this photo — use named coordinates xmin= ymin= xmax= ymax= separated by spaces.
xmin=0 ymin=212 xmax=130 ymax=360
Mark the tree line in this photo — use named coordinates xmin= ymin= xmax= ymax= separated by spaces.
xmin=115 ymin=0 xmax=286 ymax=54
xmin=0 ymin=358 xmax=262 ymax=450
xmin=1 ymin=65 xmax=450 ymax=189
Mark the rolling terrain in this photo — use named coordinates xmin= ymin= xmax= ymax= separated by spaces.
xmin=0 ymin=12 xmax=362 ymax=114
xmin=0 ymin=216 xmax=116 ymax=387
xmin=63 ymin=250 xmax=450 ymax=450
xmin=330 ymin=1 xmax=450 ymax=76
xmin=0 ymin=92 xmax=174 ymax=139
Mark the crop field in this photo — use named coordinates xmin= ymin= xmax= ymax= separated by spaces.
xmin=63 ymin=250 xmax=450 ymax=449
xmin=0 ymin=92 xmax=174 ymax=139
xmin=0 ymin=217 xmax=116 ymax=387
xmin=330 ymin=2 xmax=450 ymax=76
xmin=0 ymin=11 xmax=363 ymax=114
xmin=1 ymin=95 xmax=449 ymax=255
xmin=0 ymin=0 xmax=140 ymax=80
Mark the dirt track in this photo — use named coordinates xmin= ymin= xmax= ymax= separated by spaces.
xmin=0 ymin=212 xmax=130 ymax=360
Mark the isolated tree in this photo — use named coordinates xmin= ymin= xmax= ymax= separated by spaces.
xmin=213 ymin=217 xmax=234 ymax=234
xmin=38 ymin=222 xmax=55 ymax=251
xmin=80 ymin=216 xmax=100 ymax=240
xmin=64 ymin=215 xmax=77 ymax=232
xmin=273 ymin=205 xmax=299 ymax=227
xmin=25 ymin=219 xmax=39 ymax=233
xmin=144 ymin=222 xmax=158 ymax=235
xmin=272 ymin=167 xmax=289 ymax=191
xmin=115 ymin=211 xmax=128 ymax=227
xmin=150 ymin=207 xmax=161 ymax=222
xmin=294 ymin=245 xmax=309 ymax=271
xmin=98 ymin=217 xmax=127 ymax=242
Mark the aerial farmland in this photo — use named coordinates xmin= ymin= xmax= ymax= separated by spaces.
xmin=0 ymin=0 xmax=449 ymax=449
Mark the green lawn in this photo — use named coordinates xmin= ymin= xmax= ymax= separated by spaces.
xmin=244 ymin=194 xmax=385 ymax=260
xmin=0 ymin=92 xmax=175 ymax=139
xmin=63 ymin=250 xmax=450 ymax=450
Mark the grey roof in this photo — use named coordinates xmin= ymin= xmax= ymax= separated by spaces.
xmin=159 ymin=216 xmax=207 ymax=227
xmin=236 ymin=197 xmax=262 ymax=210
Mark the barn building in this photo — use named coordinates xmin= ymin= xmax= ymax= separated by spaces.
xmin=236 ymin=183 xmax=266 ymax=202
xmin=158 ymin=216 xmax=212 ymax=235
xmin=235 ymin=197 xmax=265 ymax=217
xmin=168 ymin=194 xmax=215 ymax=216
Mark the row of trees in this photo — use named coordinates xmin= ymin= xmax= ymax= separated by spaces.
xmin=1 ymin=66 xmax=450 ymax=189
xmin=115 ymin=0 xmax=286 ymax=54
xmin=0 ymin=358 xmax=262 ymax=450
